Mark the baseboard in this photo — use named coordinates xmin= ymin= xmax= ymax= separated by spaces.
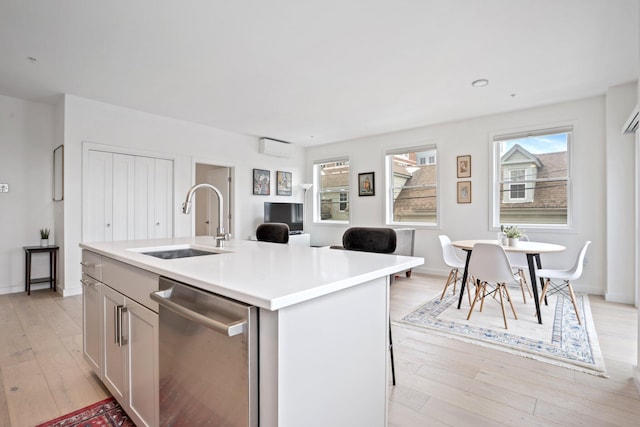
xmin=634 ymin=366 xmax=640 ymax=395
xmin=0 ymin=283 xmax=53 ymax=295
xmin=62 ymin=286 xmax=82 ymax=297
xmin=604 ymin=291 xmax=635 ymax=305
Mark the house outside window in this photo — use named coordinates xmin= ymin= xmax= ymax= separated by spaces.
xmin=492 ymin=127 xmax=571 ymax=227
xmin=314 ymin=158 xmax=350 ymax=223
xmin=385 ymin=145 xmax=438 ymax=225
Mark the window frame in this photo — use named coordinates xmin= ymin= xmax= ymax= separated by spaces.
xmin=490 ymin=125 xmax=573 ymax=231
xmin=313 ymin=157 xmax=351 ymax=225
xmin=385 ymin=144 xmax=440 ymax=228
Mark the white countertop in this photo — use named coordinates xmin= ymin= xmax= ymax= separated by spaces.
xmin=80 ymin=237 xmax=424 ymax=311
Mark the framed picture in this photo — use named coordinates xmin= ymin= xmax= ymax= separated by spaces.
xmin=358 ymin=172 xmax=375 ymax=196
xmin=253 ymin=169 xmax=270 ymax=195
xmin=53 ymin=145 xmax=64 ymax=201
xmin=457 ymin=181 xmax=472 ymax=204
xmin=457 ymin=155 xmax=471 ymax=178
xmin=276 ymin=171 xmax=292 ymax=196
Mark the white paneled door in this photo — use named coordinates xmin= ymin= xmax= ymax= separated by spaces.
xmin=85 ymin=150 xmax=173 ymax=242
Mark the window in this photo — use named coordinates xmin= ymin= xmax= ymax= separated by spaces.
xmin=492 ymin=127 xmax=571 ymax=227
xmin=508 ymin=169 xmax=526 ymax=200
xmin=314 ymin=158 xmax=350 ymax=223
xmin=385 ymin=145 xmax=438 ymax=225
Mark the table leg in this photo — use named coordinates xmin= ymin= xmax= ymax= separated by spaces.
xmin=456 ymin=249 xmax=472 ymax=309
xmin=53 ymin=249 xmax=57 ymax=292
xmin=526 ymin=253 xmax=542 ymax=324
xmin=534 ymin=254 xmax=548 ymax=306
xmin=26 ymin=250 xmax=31 ymax=296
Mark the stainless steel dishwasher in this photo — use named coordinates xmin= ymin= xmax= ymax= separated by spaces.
xmin=151 ymin=277 xmax=258 ymax=427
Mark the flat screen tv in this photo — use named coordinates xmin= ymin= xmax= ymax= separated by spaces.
xmin=264 ymin=202 xmax=304 ymax=233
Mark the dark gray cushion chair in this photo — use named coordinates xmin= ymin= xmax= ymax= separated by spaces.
xmin=256 ymin=223 xmax=290 ymax=244
xmin=342 ymin=227 xmax=397 ymax=253
xmin=331 ymin=226 xmax=398 ymax=385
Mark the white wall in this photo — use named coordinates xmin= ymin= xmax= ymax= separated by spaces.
xmin=605 ymin=82 xmax=637 ymax=303
xmin=0 ymin=95 xmax=57 ymax=294
xmin=61 ymin=95 xmax=306 ymax=296
xmin=306 ymin=95 xmax=625 ymax=297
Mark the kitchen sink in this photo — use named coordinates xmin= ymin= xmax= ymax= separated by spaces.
xmin=141 ymin=248 xmax=219 ymax=259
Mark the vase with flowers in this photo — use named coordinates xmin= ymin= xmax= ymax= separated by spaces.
xmin=503 ymin=225 xmax=523 ymax=246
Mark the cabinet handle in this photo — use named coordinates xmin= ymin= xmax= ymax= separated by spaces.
xmin=115 ymin=305 xmax=128 ymax=347
xmin=80 ymin=278 xmax=96 ymax=288
xmin=106 ymin=223 xmax=111 ymax=228
xmin=114 ymin=305 xmax=120 ymax=345
xmin=80 ymin=261 xmax=92 ymax=267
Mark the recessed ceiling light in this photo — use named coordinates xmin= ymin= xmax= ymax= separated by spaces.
xmin=471 ymin=78 xmax=489 ymax=88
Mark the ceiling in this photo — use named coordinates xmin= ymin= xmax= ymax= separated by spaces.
xmin=0 ymin=0 xmax=638 ymax=146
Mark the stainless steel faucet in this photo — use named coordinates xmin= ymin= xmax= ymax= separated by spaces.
xmin=182 ymin=183 xmax=230 ymax=248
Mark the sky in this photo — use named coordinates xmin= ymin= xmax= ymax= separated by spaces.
xmin=500 ymin=132 xmax=568 ymax=155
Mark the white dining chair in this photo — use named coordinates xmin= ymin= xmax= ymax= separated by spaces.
xmin=506 ymin=235 xmax=533 ymax=303
xmin=438 ymin=235 xmax=472 ymax=304
xmin=467 ymin=243 xmax=520 ymax=329
xmin=536 ymin=241 xmax=591 ymax=325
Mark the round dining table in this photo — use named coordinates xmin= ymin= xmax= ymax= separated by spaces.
xmin=451 ymin=239 xmax=566 ymax=324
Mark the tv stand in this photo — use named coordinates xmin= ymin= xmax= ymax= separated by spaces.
xmin=288 ymin=233 xmax=310 ymax=246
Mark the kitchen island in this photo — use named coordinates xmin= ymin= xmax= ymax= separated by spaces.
xmin=80 ymin=236 xmax=423 ymax=427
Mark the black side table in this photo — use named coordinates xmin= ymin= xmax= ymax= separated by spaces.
xmin=23 ymin=245 xmax=59 ymax=295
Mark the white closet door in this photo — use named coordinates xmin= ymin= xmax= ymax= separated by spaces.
xmin=134 ymin=157 xmax=155 ymax=240
xmin=153 ymin=159 xmax=173 ymax=239
xmin=86 ymin=151 xmax=113 ymax=242
xmin=112 ymin=154 xmax=135 ymax=241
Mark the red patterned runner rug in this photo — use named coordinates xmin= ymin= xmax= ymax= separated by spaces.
xmin=35 ymin=397 xmax=135 ymax=427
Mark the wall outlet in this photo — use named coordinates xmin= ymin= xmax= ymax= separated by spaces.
xmin=0 ymin=184 xmax=8 ymax=193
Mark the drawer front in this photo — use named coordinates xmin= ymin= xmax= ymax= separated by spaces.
xmin=81 ymin=250 xmax=102 ymax=281
xmin=101 ymin=257 xmax=159 ymax=313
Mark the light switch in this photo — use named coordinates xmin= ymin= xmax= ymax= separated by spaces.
xmin=0 ymin=184 xmax=8 ymax=193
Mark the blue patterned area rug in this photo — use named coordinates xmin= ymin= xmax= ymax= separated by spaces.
xmin=396 ymin=291 xmax=607 ymax=377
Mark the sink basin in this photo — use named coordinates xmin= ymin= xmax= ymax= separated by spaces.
xmin=141 ymin=248 xmax=219 ymax=259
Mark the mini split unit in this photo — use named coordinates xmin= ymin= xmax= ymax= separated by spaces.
xmin=259 ymin=138 xmax=293 ymax=158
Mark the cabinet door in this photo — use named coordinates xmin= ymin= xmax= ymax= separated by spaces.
xmin=126 ymin=299 xmax=159 ymax=427
xmin=86 ymin=151 xmax=113 ymax=242
xmin=153 ymin=158 xmax=173 ymax=239
xmin=134 ymin=157 xmax=174 ymax=240
xmin=102 ymin=285 xmax=127 ymax=402
xmin=112 ymin=154 xmax=135 ymax=241
xmin=81 ymin=275 xmax=102 ymax=375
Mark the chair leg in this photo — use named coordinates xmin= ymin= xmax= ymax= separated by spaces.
xmin=502 ymin=284 xmax=518 ymax=320
xmin=539 ymin=278 xmax=550 ymax=305
xmin=567 ymin=282 xmax=582 ymax=325
xmin=497 ymin=284 xmax=509 ymax=329
xmin=466 ymin=275 xmax=473 ymax=305
xmin=388 ymin=320 xmax=396 ymax=385
xmin=440 ymin=268 xmax=457 ymax=300
xmin=466 ymin=281 xmax=483 ymax=320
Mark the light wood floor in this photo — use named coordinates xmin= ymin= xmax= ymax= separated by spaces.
xmin=0 ymin=274 xmax=638 ymax=426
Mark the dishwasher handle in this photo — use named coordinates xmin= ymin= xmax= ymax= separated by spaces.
xmin=151 ymin=289 xmax=246 ymax=337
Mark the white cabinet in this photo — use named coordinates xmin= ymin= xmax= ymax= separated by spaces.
xmin=81 ymin=250 xmax=159 ymax=427
xmin=82 ymin=251 xmax=103 ymax=374
xmin=85 ymin=150 xmax=173 ymax=242
xmin=82 ymin=276 xmax=102 ymax=374
xmin=101 ymin=284 xmax=159 ymax=427
xmin=134 ymin=156 xmax=173 ymax=240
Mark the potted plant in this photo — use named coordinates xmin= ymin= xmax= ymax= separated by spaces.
xmin=503 ymin=225 xmax=523 ymax=246
xmin=40 ymin=228 xmax=50 ymax=247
